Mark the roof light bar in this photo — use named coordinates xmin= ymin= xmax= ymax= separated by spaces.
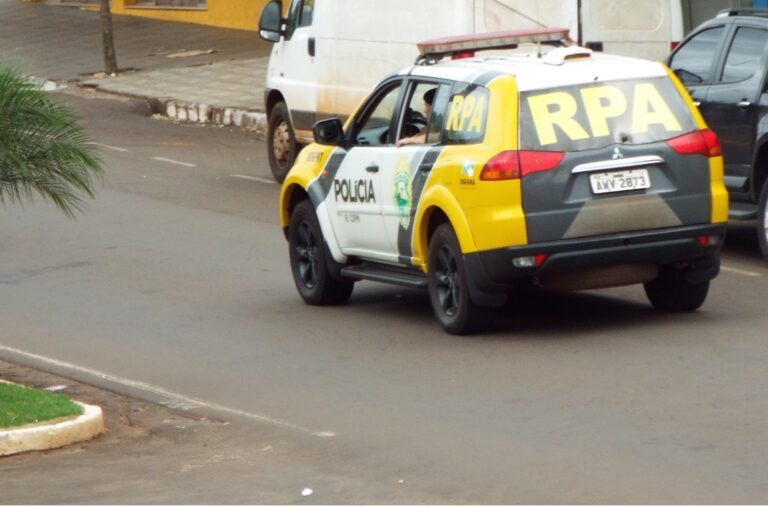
xmin=416 ymin=28 xmax=570 ymax=64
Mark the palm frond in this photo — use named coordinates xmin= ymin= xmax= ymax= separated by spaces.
xmin=0 ymin=64 xmax=104 ymax=218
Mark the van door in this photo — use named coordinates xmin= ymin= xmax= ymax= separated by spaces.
xmin=270 ymin=0 xmax=317 ymax=140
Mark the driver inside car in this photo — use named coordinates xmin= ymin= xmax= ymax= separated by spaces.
xmin=396 ymin=87 xmax=436 ymax=147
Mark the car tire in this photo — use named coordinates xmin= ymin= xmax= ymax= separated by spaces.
xmin=268 ymin=101 xmax=298 ymax=184
xmin=288 ymin=200 xmax=354 ymax=305
xmin=427 ymin=224 xmax=493 ymax=335
xmin=757 ymin=178 xmax=768 ymax=261
xmin=643 ymin=266 xmax=709 ymax=312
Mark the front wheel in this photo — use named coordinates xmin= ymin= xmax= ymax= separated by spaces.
xmin=644 ymin=266 xmax=709 ymax=312
xmin=267 ymin=101 xmax=298 ymax=183
xmin=288 ymin=200 xmax=354 ymax=305
xmin=427 ymin=224 xmax=493 ymax=334
xmin=757 ymin=178 xmax=768 ymax=261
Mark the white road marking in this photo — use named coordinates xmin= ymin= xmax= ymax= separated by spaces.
xmin=0 ymin=345 xmax=336 ymax=438
xmin=721 ymin=265 xmax=763 ymax=278
xmin=152 ymin=157 xmax=196 ymax=168
xmin=88 ymin=142 xmax=129 ymax=153
xmin=230 ymin=174 xmax=278 ymax=185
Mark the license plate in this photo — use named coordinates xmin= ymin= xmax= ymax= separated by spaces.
xmin=589 ymin=168 xmax=651 ymax=194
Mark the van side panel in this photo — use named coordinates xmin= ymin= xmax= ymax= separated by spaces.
xmin=581 ymin=0 xmax=683 ymax=60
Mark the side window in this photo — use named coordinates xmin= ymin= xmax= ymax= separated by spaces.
xmin=298 ymin=0 xmax=314 ymax=28
xmin=285 ymin=0 xmax=313 ymax=39
xmin=396 ymin=82 xmax=448 ymax=145
xmin=669 ymin=27 xmax=724 ymax=85
xmin=353 ymin=84 xmax=402 ymax=147
xmin=721 ymin=27 xmax=768 ymax=83
xmin=442 ymin=83 xmax=489 ymax=145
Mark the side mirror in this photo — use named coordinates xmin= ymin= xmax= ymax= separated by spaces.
xmin=259 ymin=1 xmax=283 ymax=43
xmin=313 ymin=119 xmax=345 ymax=146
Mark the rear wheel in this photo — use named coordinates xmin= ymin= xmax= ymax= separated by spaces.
xmin=268 ymin=101 xmax=297 ymax=183
xmin=427 ymin=224 xmax=493 ymax=334
xmin=644 ymin=266 xmax=709 ymax=312
xmin=288 ymin=200 xmax=354 ymax=305
xmin=757 ymin=178 xmax=768 ymax=261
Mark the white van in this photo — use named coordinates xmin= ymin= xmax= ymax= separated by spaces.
xmin=258 ymin=0 xmax=684 ymax=181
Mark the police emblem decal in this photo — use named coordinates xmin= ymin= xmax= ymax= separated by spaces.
xmin=393 ymin=158 xmax=412 ymax=229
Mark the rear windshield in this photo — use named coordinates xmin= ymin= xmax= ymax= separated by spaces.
xmin=519 ymin=77 xmax=697 ymax=151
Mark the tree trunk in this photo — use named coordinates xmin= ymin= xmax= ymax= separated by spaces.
xmin=100 ymin=0 xmax=118 ymax=75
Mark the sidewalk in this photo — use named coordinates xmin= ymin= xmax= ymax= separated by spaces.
xmin=0 ymin=0 xmax=272 ymax=128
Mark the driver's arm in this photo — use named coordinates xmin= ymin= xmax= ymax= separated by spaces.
xmin=396 ymin=131 xmax=427 ymax=147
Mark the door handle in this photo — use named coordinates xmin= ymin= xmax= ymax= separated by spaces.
xmin=365 ymin=164 xmax=379 ymax=173
xmin=738 ymin=99 xmax=751 ymax=108
xmin=692 ymin=100 xmax=701 ymax=107
xmin=308 ymin=37 xmax=316 ymax=57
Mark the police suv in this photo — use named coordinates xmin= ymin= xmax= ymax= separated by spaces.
xmin=279 ymin=29 xmax=729 ymax=334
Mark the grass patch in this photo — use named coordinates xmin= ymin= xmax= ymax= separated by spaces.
xmin=0 ymin=382 xmax=83 ymax=430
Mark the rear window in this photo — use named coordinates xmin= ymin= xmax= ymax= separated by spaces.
xmin=442 ymin=83 xmax=489 ymax=145
xmin=519 ymin=77 xmax=697 ymax=151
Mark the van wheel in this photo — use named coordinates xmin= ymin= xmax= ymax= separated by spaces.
xmin=268 ymin=101 xmax=297 ymax=183
xmin=644 ymin=266 xmax=709 ymax=312
xmin=427 ymin=224 xmax=493 ymax=335
xmin=289 ymin=200 xmax=354 ymax=305
xmin=757 ymin=178 xmax=768 ymax=261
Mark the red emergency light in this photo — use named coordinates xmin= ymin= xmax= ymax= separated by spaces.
xmin=416 ymin=28 xmax=570 ymax=64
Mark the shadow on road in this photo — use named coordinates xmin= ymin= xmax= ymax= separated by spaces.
xmin=345 ymin=283 xmax=673 ymax=338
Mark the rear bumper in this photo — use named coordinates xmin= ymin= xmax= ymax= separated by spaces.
xmin=464 ymin=223 xmax=726 ymax=306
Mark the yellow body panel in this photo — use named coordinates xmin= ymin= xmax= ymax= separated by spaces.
xmin=411 ymin=76 xmax=528 ymax=268
xmin=709 ymin=156 xmax=730 ymax=224
xmin=279 ymin=145 xmax=334 ymax=227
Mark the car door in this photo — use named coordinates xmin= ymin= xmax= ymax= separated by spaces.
xmin=324 ymin=80 xmax=403 ymax=261
xmin=379 ymin=80 xmax=452 ymax=263
xmin=668 ymin=24 xmax=727 ymax=108
xmin=701 ymin=23 xmax=768 ymax=200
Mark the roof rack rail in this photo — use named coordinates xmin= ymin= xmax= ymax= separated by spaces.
xmin=716 ymin=8 xmax=768 ymax=18
xmin=415 ymin=28 xmax=570 ymax=65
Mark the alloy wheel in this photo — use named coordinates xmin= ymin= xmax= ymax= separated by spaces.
xmin=434 ymin=245 xmax=461 ymax=317
xmin=295 ymin=220 xmax=319 ymax=289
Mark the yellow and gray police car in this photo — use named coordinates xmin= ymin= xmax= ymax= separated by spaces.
xmin=279 ymin=29 xmax=729 ymax=334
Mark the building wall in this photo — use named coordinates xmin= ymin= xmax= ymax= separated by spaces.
xmin=110 ymin=0 xmax=269 ymax=31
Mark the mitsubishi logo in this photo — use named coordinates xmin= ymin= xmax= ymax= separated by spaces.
xmin=612 ymin=147 xmax=624 ymax=160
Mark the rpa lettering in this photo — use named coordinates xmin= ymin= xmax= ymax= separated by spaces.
xmin=527 ymin=83 xmax=682 ymax=146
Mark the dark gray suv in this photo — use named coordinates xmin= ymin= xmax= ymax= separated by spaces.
xmin=668 ymin=8 xmax=768 ymax=260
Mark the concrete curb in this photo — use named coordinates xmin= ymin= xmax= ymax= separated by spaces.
xmin=0 ymin=401 xmax=104 ymax=457
xmin=163 ymin=99 xmax=267 ymax=131
xmin=76 ymin=84 xmax=267 ymax=132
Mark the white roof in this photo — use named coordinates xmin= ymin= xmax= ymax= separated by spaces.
xmin=406 ymin=49 xmax=669 ymax=92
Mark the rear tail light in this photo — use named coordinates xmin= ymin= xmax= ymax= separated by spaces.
xmin=480 ymin=150 xmax=564 ymax=181
xmin=666 ymin=129 xmax=722 ymax=158
xmin=480 ymin=151 xmax=520 ymax=181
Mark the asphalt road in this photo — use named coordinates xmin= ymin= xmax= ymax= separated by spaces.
xmin=2 ymin=88 xmax=767 ymax=503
